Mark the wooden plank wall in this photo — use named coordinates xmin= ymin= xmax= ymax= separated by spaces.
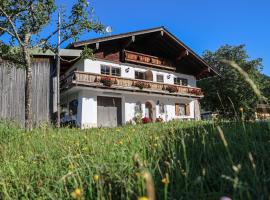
xmin=0 ymin=58 xmax=54 ymax=126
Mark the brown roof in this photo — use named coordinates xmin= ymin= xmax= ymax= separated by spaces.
xmin=70 ymin=27 xmax=219 ymax=76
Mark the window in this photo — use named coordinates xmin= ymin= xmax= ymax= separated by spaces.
xmin=135 ymin=101 xmax=142 ymax=114
xmin=175 ymin=103 xmax=190 ymax=116
xmin=174 ymin=77 xmax=188 ymax=86
xmin=159 ymin=103 xmax=165 ymax=114
xmin=101 ymin=65 xmax=121 ymax=76
xmin=156 ymin=74 xmax=164 ymax=83
xmin=135 ymin=71 xmax=145 ymax=80
xmin=111 ymin=67 xmax=121 ymax=76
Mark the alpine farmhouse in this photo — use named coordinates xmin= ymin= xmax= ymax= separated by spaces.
xmin=60 ymin=27 xmax=219 ymax=128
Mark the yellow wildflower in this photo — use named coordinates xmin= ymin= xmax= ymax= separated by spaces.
xmin=71 ymin=188 xmax=82 ymax=199
xmin=118 ymin=140 xmax=123 ymax=145
xmin=153 ymin=143 xmax=158 ymax=147
xmin=239 ymin=107 xmax=244 ymax=112
xmin=138 ymin=196 xmax=148 ymax=200
xmin=161 ymin=173 xmax=169 ymax=185
xmin=93 ymin=175 xmax=99 ymax=182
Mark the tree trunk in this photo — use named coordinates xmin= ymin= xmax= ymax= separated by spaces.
xmin=23 ymin=47 xmax=33 ymax=130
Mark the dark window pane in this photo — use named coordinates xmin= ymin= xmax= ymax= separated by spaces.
xmin=111 ymin=67 xmax=121 ymax=76
xmin=179 ymin=104 xmax=186 ymax=116
xmin=135 ymin=71 xmax=145 ymax=80
xmin=181 ymin=78 xmax=188 ymax=86
xmin=156 ymin=74 xmax=164 ymax=83
xmin=174 ymin=77 xmax=180 ymax=85
xmin=174 ymin=77 xmax=188 ymax=86
xmin=101 ymin=65 xmax=110 ymax=75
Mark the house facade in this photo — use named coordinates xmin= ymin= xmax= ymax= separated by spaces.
xmin=60 ymin=27 xmax=218 ymax=128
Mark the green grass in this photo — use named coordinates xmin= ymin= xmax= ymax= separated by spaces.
xmin=0 ymin=121 xmax=269 ymax=200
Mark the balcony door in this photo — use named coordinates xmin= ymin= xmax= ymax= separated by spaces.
xmin=97 ymin=96 xmax=122 ymax=127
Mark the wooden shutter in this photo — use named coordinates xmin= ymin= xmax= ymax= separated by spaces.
xmin=145 ymin=70 xmax=153 ymax=81
xmin=175 ymin=103 xmax=180 ymax=116
xmin=185 ymin=103 xmax=190 ymax=116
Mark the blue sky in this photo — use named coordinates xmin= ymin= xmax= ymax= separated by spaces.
xmin=60 ymin=0 xmax=270 ymax=76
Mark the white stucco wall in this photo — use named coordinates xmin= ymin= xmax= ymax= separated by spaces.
xmin=61 ymin=88 xmax=198 ymax=128
xmin=61 ymin=58 xmax=201 ymax=128
xmin=82 ymin=59 xmax=197 ymax=87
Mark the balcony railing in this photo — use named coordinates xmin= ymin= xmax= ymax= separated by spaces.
xmin=61 ymin=71 xmax=203 ymax=97
xmin=124 ymin=50 xmax=175 ymax=71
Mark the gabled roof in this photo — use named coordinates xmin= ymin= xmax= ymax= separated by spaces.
xmin=70 ymin=27 xmax=219 ymax=77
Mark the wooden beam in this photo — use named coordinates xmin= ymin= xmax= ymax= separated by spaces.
xmin=177 ymin=49 xmax=189 ymax=61
xmin=95 ymin=42 xmax=99 ymax=50
xmin=122 ymin=35 xmax=136 ymax=49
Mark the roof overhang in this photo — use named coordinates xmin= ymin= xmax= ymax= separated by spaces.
xmin=70 ymin=27 xmax=220 ymax=78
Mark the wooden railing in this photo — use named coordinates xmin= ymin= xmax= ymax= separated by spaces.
xmin=124 ymin=50 xmax=175 ymax=70
xmin=61 ymin=71 xmax=203 ymax=97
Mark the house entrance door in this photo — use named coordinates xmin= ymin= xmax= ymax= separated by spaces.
xmin=145 ymin=101 xmax=156 ymax=122
xmin=97 ymin=96 xmax=122 ymax=127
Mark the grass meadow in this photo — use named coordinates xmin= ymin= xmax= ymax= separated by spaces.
xmin=0 ymin=120 xmax=269 ymax=200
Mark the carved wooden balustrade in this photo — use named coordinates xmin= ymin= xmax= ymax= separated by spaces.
xmin=124 ymin=50 xmax=175 ymax=70
xmin=61 ymin=71 xmax=203 ymax=97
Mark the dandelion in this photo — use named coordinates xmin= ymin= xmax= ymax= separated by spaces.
xmin=239 ymin=107 xmax=244 ymax=112
xmin=93 ymin=174 xmax=99 ymax=182
xmin=138 ymin=196 xmax=148 ymax=200
xmin=71 ymin=188 xmax=82 ymax=199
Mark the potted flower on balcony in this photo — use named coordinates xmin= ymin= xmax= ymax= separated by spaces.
xmin=100 ymin=77 xmax=113 ymax=87
xmin=134 ymin=81 xmax=146 ymax=89
xmin=189 ymin=88 xmax=202 ymax=95
xmin=166 ymin=85 xmax=178 ymax=93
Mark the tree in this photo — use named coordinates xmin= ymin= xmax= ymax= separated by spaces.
xmin=0 ymin=0 xmax=104 ymax=130
xmin=198 ymin=45 xmax=268 ymax=120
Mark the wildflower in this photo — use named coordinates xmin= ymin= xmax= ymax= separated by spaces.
xmin=153 ymin=143 xmax=158 ymax=147
xmin=93 ymin=175 xmax=99 ymax=182
xmin=161 ymin=173 xmax=169 ymax=185
xmin=71 ymin=188 xmax=82 ymax=199
xmin=118 ymin=140 xmax=123 ymax=145
xmin=138 ymin=196 xmax=148 ymax=200
xmin=239 ymin=107 xmax=244 ymax=112
xmin=232 ymin=164 xmax=241 ymax=173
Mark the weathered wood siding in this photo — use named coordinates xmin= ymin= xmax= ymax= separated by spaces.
xmin=0 ymin=58 xmax=54 ymax=126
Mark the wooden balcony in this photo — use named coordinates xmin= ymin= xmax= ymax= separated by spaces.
xmin=124 ymin=50 xmax=175 ymax=71
xmin=61 ymin=71 xmax=203 ymax=98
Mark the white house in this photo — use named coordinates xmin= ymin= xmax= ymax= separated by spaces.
xmin=60 ymin=27 xmax=218 ymax=128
